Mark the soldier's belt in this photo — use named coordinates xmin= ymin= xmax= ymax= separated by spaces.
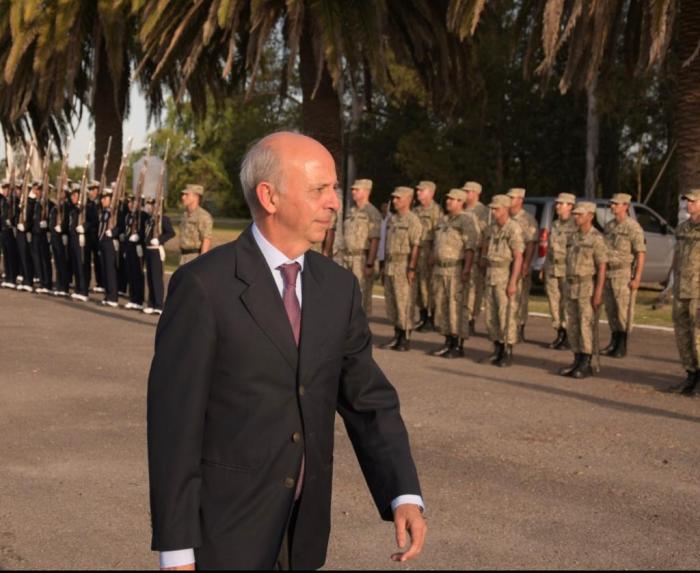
xmin=384 ymin=255 xmax=410 ymax=263
xmin=606 ymin=262 xmax=629 ymax=271
xmin=344 ymin=249 xmax=367 ymax=256
xmin=180 ymin=248 xmax=199 ymax=255
xmin=486 ymin=261 xmax=511 ymax=268
xmin=566 ymin=275 xmax=594 ymax=284
xmin=435 ymin=260 xmax=462 ymax=268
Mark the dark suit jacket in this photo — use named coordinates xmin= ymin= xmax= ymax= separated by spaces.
xmin=147 ymin=225 xmax=422 ymax=570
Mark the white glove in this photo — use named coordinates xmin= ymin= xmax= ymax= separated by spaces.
xmin=106 ymin=229 xmax=113 ymax=238
xmin=76 ymin=224 xmax=85 ymax=234
xmin=78 ymin=234 xmax=85 ymax=248
xmin=136 ymin=244 xmax=143 ymax=258
xmin=113 ymin=239 xmax=120 ymax=252
xmin=54 ymin=225 xmax=62 ymax=233
xmin=17 ymin=223 xmax=25 ymax=232
xmin=129 ymin=233 xmax=140 ymax=243
xmin=4 ymin=219 xmax=10 ymax=226
xmin=119 ymin=233 xmax=125 ymax=241
xmin=40 ymin=220 xmax=47 ymax=229
xmin=159 ymin=245 xmax=166 ymax=262
xmin=150 ymin=238 xmax=160 ymax=246
xmin=26 ymin=232 xmax=32 ymax=244
xmin=62 ymin=235 xmax=68 ymax=246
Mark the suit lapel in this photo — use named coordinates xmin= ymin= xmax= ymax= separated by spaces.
xmin=299 ymin=253 xmax=326 ymax=382
xmin=236 ymin=227 xmax=299 ymax=372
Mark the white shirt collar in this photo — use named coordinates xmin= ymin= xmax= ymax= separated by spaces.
xmin=251 ymin=223 xmax=305 ymax=273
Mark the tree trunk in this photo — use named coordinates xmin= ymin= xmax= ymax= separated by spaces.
xmin=298 ymin=18 xmax=343 ymax=173
xmin=676 ymin=0 xmax=700 ymax=194
xmin=93 ymin=38 xmax=127 ymax=184
xmin=584 ymin=75 xmax=600 ymax=199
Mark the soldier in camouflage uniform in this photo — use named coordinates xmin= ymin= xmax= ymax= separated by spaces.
xmin=342 ymin=179 xmax=382 ymax=315
xmin=413 ymin=180 xmax=442 ymax=332
xmin=560 ymin=202 xmax=607 ymax=379
xmin=507 ymin=188 xmax=538 ymax=342
xmin=669 ymin=189 xmax=700 ymax=396
xmin=482 ymin=194 xmax=524 ymax=367
xmin=543 ymin=192 xmax=577 ymax=349
xmin=460 ymin=181 xmax=489 ymax=337
xmin=179 ymin=184 xmax=213 ymax=266
xmin=601 ymin=193 xmax=647 ymax=358
xmin=381 ymin=186 xmax=422 ymax=351
xmin=429 ymin=188 xmax=479 ymax=358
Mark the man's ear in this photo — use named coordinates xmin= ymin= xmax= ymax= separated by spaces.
xmin=256 ymin=182 xmax=278 ymax=214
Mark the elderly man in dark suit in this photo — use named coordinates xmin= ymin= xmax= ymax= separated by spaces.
xmin=147 ymin=132 xmax=426 ymax=570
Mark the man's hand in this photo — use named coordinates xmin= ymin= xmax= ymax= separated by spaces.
xmin=507 ymin=280 xmax=517 ymax=298
xmin=162 ymin=565 xmax=194 ymax=571
xmin=407 ymin=269 xmax=416 ymax=286
xmin=363 ymin=264 xmax=374 ymax=278
xmin=520 ymin=266 xmax=529 ymax=280
xmin=461 ymin=269 xmax=471 ymax=283
xmin=629 ymin=278 xmax=641 ymax=291
xmin=592 ymin=291 xmax=603 ymax=311
xmin=391 ymin=504 xmax=426 ymax=563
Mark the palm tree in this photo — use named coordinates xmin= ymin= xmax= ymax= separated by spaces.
xmin=448 ymin=0 xmax=700 ymax=194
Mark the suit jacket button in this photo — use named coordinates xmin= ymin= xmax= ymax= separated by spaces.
xmin=298 ymin=385 xmax=305 ymax=396
xmin=284 ymin=477 xmax=296 ymax=489
xmin=292 ymin=432 xmax=301 ymax=443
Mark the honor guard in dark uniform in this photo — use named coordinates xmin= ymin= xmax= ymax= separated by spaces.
xmin=124 ymin=197 xmax=146 ymax=310
xmin=0 ymin=180 xmax=19 ymax=288
xmin=15 ymin=181 xmax=35 ymax=291
xmin=97 ymin=187 xmax=119 ymax=307
xmin=30 ymin=182 xmax=53 ymax=294
xmin=116 ymin=195 xmax=130 ymax=296
xmin=49 ymin=186 xmax=70 ymax=296
xmin=84 ymin=180 xmax=103 ymax=293
xmin=142 ymin=197 xmax=175 ymax=314
xmin=67 ymin=184 xmax=89 ymax=302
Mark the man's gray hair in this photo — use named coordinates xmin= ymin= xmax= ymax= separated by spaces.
xmin=239 ymin=136 xmax=284 ymax=215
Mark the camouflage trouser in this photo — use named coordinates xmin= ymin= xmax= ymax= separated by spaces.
xmin=603 ymin=274 xmax=633 ymax=333
xmin=384 ymin=272 xmax=416 ymax=331
xmin=484 ymin=280 xmax=521 ymax=345
xmin=179 ymin=252 xmax=199 ymax=266
xmin=415 ymin=247 xmax=432 ymax=311
xmin=517 ymin=272 xmax=532 ymax=327
xmin=343 ymin=254 xmax=374 ymax=315
xmin=461 ymin=264 xmax=485 ymax=326
xmin=544 ymin=269 xmax=568 ymax=329
xmin=566 ymin=280 xmax=595 ymax=354
xmin=672 ymin=297 xmax=700 ymax=371
xmin=432 ymin=271 xmax=464 ymax=335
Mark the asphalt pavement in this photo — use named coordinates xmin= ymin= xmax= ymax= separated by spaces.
xmin=1 ymin=287 xmax=699 ymax=570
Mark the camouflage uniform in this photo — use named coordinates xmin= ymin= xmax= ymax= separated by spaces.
xmin=672 ymin=217 xmax=700 ymax=372
xmin=603 ymin=216 xmax=646 ymax=332
xmin=510 ymin=208 xmax=538 ymax=328
xmin=431 ymin=212 xmax=479 ymax=336
xmin=484 ymin=218 xmax=524 ymax=345
xmin=545 ymin=216 xmax=577 ymax=329
xmin=309 ymin=211 xmax=337 ymax=254
xmin=384 ymin=210 xmax=422 ymax=331
xmin=179 ymin=205 xmax=213 ymax=265
xmin=413 ymin=200 xmax=442 ymax=315
xmin=565 ymin=226 xmax=607 ymax=354
xmin=461 ymin=201 xmax=489 ymax=333
xmin=342 ymin=203 xmax=382 ymax=314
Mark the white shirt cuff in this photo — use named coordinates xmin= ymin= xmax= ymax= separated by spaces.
xmin=159 ymin=548 xmax=195 ymax=569
xmin=391 ymin=494 xmax=425 ymax=513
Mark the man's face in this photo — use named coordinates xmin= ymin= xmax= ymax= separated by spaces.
xmin=465 ymin=189 xmax=478 ymax=206
xmin=101 ymin=196 xmax=111 ymax=209
xmin=392 ymin=194 xmax=412 ymax=213
xmin=491 ymin=205 xmax=508 ymax=224
xmin=416 ymin=187 xmax=434 ymax=206
xmin=351 ymin=186 xmax=369 ymax=205
xmin=686 ymin=198 xmax=700 ymax=217
xmin=555 ymin=202 xmax=573 ymax=219
xmin=509 ymin=196 xmax=522 ymax=215
xmin=574 ymin=212 xmax=593 ymax=228
xmin=88 ymin=188 xmax=99 ymax=201
xmin=446 ymin=197 xmax=464 ymax=215
xmin=145 ymin=202 xmax=154 ymax=215
xmin=0 ymin=185 xmax=8 ymax=196
xmin=610 ymin=202 xmax=628 ymax=217
xmin=70 ymin=192 xmax=79 ymax=205
xmin=180 ymin=192 xmax=198 ymax=209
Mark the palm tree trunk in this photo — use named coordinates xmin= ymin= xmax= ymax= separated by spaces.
xmin=584 ymin=75 xmax=599 ymax=199
xmin=93 ymin=39 xmax=127 ymax=184
xmin=298 ymin=20 xmax=343 ymax=172
xmin=676 ymin=0 xmax=700 ymax=195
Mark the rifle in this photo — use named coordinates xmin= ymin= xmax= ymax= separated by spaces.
xmin=108 ymin=137 xmax=132 ymax=232
xmin=55 ymin=144 xmax=70 ymax=229
xmin=40 ymin=146 xmax=51 ymax=223
xmin=17 ymin=143 xmax=34 ymax=228
xmin=130 ymin=141 xmax=152 ymax=236
xmin=77 ymin=142 xmax=93 ymax=228
xmin=98 ymin=136 xmax=112 ymax=195
xmin=153 ymin=139 xmax=170 ymax=239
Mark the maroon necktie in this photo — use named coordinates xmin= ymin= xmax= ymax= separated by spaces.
xmin=278 ymin=262 xmax=304 ymax=499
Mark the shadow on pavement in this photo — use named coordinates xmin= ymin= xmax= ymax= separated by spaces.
xmin=39 ymin=295 xmax=158 ymax=328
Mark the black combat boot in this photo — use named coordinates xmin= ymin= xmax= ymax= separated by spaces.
xmin=549 ymin=327 xmax=566 ymax=349
xmin=669 ymin=370 xmax=697 ymax=394
xmin=456 ymin=337 xmax=465 ymax=357
xmin=601 ymin=332 xmax=620 ymax=356
xmin=570 ymin=354 xmax=593 ymax=379
xmin=559 ymin=353 xmax=581 ymax=376
xmin=555 ymin=328 xmax=569 ymax=350
xmin=468 ymin=319 xmax=476 ymax=337
xmin=484 ymin=342 xmax=504 ymax=364
xmin=415 ymin=308 xmax=430 ymax=332
xmin=394 ymin=330 xmax=411 ymax=351
xmin=380 ymin=328 xmax=400 ymax=349
xmin=496 ymin=344 xmax=513 ymax=367
xmin=430 ymin=336 xmax=452 ymax=357
xmin=611 ymin=332 xmax=627 ymax=358
xmin=681 ymin=371 xmax=700 ymax=396
xmin=517 ymin=325 xmax=526 ymax=343
xmin=444 ymin=336 xmax=463 ymax=359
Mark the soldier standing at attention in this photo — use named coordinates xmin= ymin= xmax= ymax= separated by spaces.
xmin=48 ymin=185 xmax=70 ymax=297
xmin=543 ymin=193 xmax=577 ymax=349
xmin=0 ymin=181 xmax=19 ymax=288
xmin=342 ymin=179 xmax=382 ymax=315
xmin=482 ymin=194 xmax=524 ymax=367
xmin=461 ymin=180 xmax=489 ymax=337
xmin=507 ymin=187 xmax=538 ymax=342
xmin=559 ymin=202 xmax=607 ymax=379
xmin=601 ymin=193 xmax=646 ymax=358
xmin=669 ymin=190 xmax=700 ymax=396
xmin=67 ymin=186 xmax=89 ymax=302
xmin=429 ymin=188 xmax=479 ymax=358
xmin=85 ymin=181 xmax=103 ymax=293
xmin=179 ymin=184 xmax=213 ymax=266
xmin=142 ymin=197 xmax=175 ymax=315
xmin=381 ymin=186 xmax=422 ymax=351
xmin=97 ymin=187 xmax=119 ymax=307
xmin=413 ymin=180 xmax=442 ymax=332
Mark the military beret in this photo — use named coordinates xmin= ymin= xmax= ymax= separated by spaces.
xmin=506 ymin=187 xmax=526 ymax=199
xmin=682 ymin=189 xmax=700 ymax=202
xmin=391 ymin=186 xmax=414 ymax=198
xmin=101 ymin=187 xmax=113 ymax=196
xmin=610 ymin=193 xmax=632 ymax=204
xmin=462 ymin=181 xmax=483 ymax=193
xmin=183 ymin=184 xmax=204 ymax=196
xmin=555 ymin=192 xmax=576 ymax=205
xmin=88 ymin=180 xmax=100 ymax=189
xmin=488 ymin=194 xmax=512 ymax=208
xmin=573 ymin=201 xmax=597 ymax=215
xmin=446 ymin=188 xmax=468 ymax=201
xmin=351 ymin=179 xmax=373 ymax=190
xmin=416 ymin=180 xmax=436 ymax=192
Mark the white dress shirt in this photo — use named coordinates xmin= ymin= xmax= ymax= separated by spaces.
xmin=159 ymin=224 xmax=424 ymax=568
